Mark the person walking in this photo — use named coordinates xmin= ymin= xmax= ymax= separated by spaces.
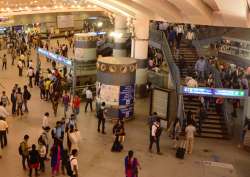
xmin=62 ymin=91 xmax=70 ymax=116
xmin=38 ymin=138 xmax=46 ymax=173
xmin=70 ymin=149 xmax=79 ymax=177
xmin=0 ymin=102 xmax=9 ymax=118
xmin=28 ymin=144 xmax=40 ymax=177
xmin=19 ymin=134 xmax=30 ymax=170
xmin=50 ymin=139 xmax=62 ymax=177
xmin=10 ymin=89 xmax=17 ymax=115
xmin=198 ymin=106 xmax=207 ymax=135
xmin=42 ymin=112 xmax=50 ymax=130
xmin=185 ymin=121 xmax=196 ymax=154
xmin=2 ymin=54 xmax=7 ymax=70
xmin=51 ymin=91 xmax=60 ymax=117
xmin=16 ymin=88 xmax=23 ymax=116
xmin=1 ymin=91 xmax=10 ymax=108
xmin=195 ymin=56 xmax=207 ymax=82
xmin=149 ymin=118 xmax=162 ymax=155
xmin=23 ymin=85 xmax=31 ymax=113
xmin=85 ymin=87 xmax=93 ymax=112
xmin=17 ymin=59 xmax=24 ymax=77
xmin=27 ymin=67 xmax=34 ymax=88
xmin=124 ymin=150 xmax=141 ymax=177
xmin=72 ymin=95 xmax=80 ymax=116
xmin=97 ymin=102 xmax=107 ymax=134
xmin=51 ymin=121 xmax=64 ymax=145
xmin=0 ymin=117 xmax=8 ymax=149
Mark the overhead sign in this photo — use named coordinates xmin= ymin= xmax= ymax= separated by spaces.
xmin=37 ymin=48 xmax=72 ymax=67
xmin=182 ymin=87 xmax=248 ymax=98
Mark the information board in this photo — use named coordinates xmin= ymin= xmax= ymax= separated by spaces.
xmin=100 ymin=84 xmax=119 ymax=106
xmin=151 ymin=89 xmax=169 ymax=119
xmin=57 ymin=15 xmax=74 ymax=28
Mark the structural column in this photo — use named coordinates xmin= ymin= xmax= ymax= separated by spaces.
xmin=113 ymin=15 xmax=128 ymax=57
xmin=131 ymin=18 xmax=149 ymax=91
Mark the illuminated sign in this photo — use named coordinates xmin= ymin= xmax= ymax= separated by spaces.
xmin=37 ymin=48 xmax=72 ymax=67
xmin=182 ymin=87 xmax=248 ymax=98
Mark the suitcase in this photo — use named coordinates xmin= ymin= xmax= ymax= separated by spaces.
xmin=176 ymin=140 xmax=186 ymax=159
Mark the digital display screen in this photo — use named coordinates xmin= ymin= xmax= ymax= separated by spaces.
xmin=182 ymin=87 xmax=247 ymax=98
xmin=37 ymin=48 xmax=72 ymax=67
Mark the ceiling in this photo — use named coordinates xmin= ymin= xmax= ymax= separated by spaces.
xmin=1 ymin=0 xmax=250 ymax=28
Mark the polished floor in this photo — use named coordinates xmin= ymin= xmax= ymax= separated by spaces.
xmin=0 ymin=40 xmax=249 ymax=177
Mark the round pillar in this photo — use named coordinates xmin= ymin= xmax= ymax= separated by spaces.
xmin=131 ymin=19 xmax=149 ymax=96
xmin=74 ymin=33 xmax=97 ymax=62
xmin=113 ymin=15 xmax=128 ymax=57
xmin=96 ymin=57 xmax=137 ymax=120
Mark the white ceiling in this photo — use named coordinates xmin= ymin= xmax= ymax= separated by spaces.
xmin=1 ymin=0 xmax=250 ymax=28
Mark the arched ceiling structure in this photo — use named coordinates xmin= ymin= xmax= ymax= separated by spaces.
xmin=87 ymin=0 xmax=250 ymax=28
xmin=0 ymin=0 xmax=250 ymax=28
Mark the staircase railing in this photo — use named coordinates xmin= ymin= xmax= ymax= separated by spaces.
xmin=149 ymin=29 xmax=184 ymax=123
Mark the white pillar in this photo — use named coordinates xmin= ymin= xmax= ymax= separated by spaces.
xmin=113 ymin=15 xmax=128 ymax=57
xmin=132 ymin=18 xmax=149 ymax=86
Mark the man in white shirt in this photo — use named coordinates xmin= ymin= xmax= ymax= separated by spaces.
xmin=85 ymin=87 xmax=93 ymax=112
xmin=42 ymin=112 xmax=50 ymax=129
xmin=149 ymin=118 xmax=162 ymax=154
xmin=0 ymin=117 xmax=8 ymax=148
xmin=185 ymin=123 xmax=196 ymax=154
xmin=27 ymin=67 xmax=34 ymax=88
xmin=70 ymin=149 xmax=79 ymax=177
xmin=0 ymin=102 xmax=9 ymax=118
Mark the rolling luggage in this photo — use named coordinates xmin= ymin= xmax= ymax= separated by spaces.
xmin=176 ymin=140 xmax=186 ymax=159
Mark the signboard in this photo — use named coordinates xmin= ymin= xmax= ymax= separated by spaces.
xmin=150 ymin=88 xmax=169 ymax=119
xmin=119 ymin=85 xmax=135 ymax=105
xmin=182 ymin=86 xmax=248 ymax=98
xmin=57 ymin=15 xmax=74 ymax=28
xmin=119 ymin=105 xmax=134 ymax=119
xmin=37 ymin=48 xmax=72 ymax=67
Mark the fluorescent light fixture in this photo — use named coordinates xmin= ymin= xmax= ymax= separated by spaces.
xmin=110 ymin=31 xmax=123 ymax=38
xmin=97 ymin=21 xmax=103 ymax=28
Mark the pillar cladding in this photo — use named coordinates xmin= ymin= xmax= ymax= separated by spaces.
xmin=132 ymin=18 xmax=149 ymax=86
xmin=113 ymin=15 xmax=128 ymax=57
xmin=96 ymin=57 xmax=137 ymax=120
xmin=74 ymin=33 xmax=97 ymax=62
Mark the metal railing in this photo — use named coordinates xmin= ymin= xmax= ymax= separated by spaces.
xmin=149 ymin=29 xmax=184 ymax=123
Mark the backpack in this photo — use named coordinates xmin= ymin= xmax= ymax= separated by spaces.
xmin=18 ymin=142 xmax=24 ymax=155
xmin=26 ymin=91 xmax=31 ymax=100
xmin=66 ymin=157 xmax=75 ymax=176
xmin=155 ymin=127 xmax=162 ymax=137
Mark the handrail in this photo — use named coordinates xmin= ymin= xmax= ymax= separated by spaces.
xmin=149 ymin=29 xmax=184 ymax=124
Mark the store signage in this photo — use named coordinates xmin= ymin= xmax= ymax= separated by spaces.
xmin=119 ymin=105 xmax=134 ymax=119
xmin=182 ymin=87 xmax=248 ymax=98
xmin=37 ymin=47 xmax=72 ymax=67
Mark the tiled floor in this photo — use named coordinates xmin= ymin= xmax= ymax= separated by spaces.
xmin=0 ymin=41 xmax=249 ymax=177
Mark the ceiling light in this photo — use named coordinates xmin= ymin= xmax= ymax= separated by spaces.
xmin=93 ymin=5 xmax=97 ymax=8
xmin=87 ymin=5 xmax=91 ymax=8
xmin=43 ymin=6 xmax=46 ymax=9
xmin=37 ymin=6 xmax=41 ymax=9
xmin=54 ymin=5 xmax=58 ymax=8
xmin=71 ymin=5 xmax=75 ymax=8
xmin=19 ymin=7 xmax=23 ymax=10
xmin=6 ymin=7 xmax=10 ymax=11
xmin=59 ymin=5 xmax=63 ymax=8
xmin=77 ymin=5 xmax=80 ymax=8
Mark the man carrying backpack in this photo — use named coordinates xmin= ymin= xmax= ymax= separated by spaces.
xmin=23 ymin=85 xmax=31 ymax=112
xmin=97 ymin=102 xmax=107 ymax=134
xmin=149 ymin=118 xmax=162 ymax=155
xmin=19 ymin=134 xmax=30 ymax=170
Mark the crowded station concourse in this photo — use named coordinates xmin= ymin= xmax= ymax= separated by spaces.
xmin=0 ymin=1 xmax=250 ymax=177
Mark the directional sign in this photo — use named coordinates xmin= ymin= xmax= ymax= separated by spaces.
xmin=182 ymin=86 xmax=248 ymax=99
xmin=37 ymin=47 xmax=73 ymax=67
